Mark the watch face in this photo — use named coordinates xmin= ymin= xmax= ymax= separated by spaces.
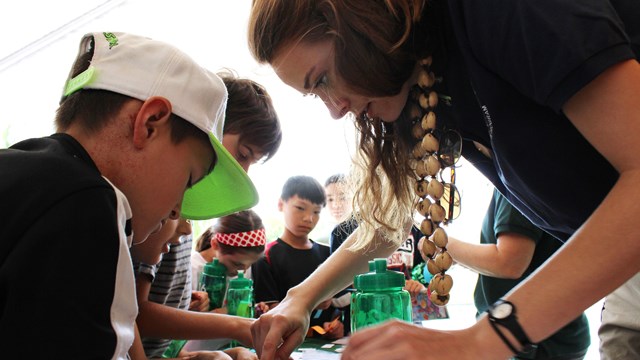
xmin=492 ymin=302 xmax=513 ymax=319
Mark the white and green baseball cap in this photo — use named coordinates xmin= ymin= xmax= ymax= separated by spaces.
xmin=64 ymin=32 xmax=258 ymax=219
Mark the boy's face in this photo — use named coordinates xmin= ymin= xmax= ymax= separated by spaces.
xmin=325 ymin=182 xmax=351 ymax=223
xmin=222 ymin=133 xmax=265 ymax=172
xmin=126 ymin=108 xmax=214 ymax=243
xmin=130 ymin=218 xmax=191 ymax=265
xmin=278 ymin=194 xmax=322 ymax=238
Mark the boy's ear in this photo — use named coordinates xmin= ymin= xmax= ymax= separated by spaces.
xmin=132 ymin=96 xmax=173 ymax=149
xmin=277 ymin=198 xmax=284 ymax=212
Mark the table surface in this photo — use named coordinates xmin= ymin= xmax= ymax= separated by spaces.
xmin=292 ymin=337 xmax=346 ymax=360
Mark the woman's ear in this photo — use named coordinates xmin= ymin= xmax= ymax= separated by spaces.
xmin=132 ymin=96 xmax=172 ymax=149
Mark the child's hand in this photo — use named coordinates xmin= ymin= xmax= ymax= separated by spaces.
xmin=185 ymin=350 xmax=233 ymax=360
xmin=223 ymin=346 xmax=258 ymax=360
xmin=210 ymin=306 xmax=228 ymax=314
xmin=404 ymin=279 xmax=427 ymax=298
xmin=189 ymin=291 xmax=210 ymax=312
xmin=322 ymin=317 xmax=344 ymax=340
xmin=255 ymin=301 xmax=274 ymax=317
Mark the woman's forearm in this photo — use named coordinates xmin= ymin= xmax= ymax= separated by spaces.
xmin=498 ymin=172 xmax=640 ymax=344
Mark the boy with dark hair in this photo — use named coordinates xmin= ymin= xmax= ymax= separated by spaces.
xmin=0 ymin=32 xmax=257 ymax=358
xmin=252 ymin=175 xmax=344 ymax=339
xmin=132 ymin=70 xmax=282 ymax=358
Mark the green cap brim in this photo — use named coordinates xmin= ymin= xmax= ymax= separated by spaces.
xmin=181 ymin=133 xmax=259 ymax=220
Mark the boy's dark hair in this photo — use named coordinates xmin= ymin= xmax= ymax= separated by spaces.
xmin=325 ymin=173 xmax=346 ymax=187
xmin=218 ymin=69 xmax=282 ymax=163
xmin=196 ymin=210 xmax=265 ymax=255
xmin=55 ymin=35 xmax=208 ymax=148
xmin=281 ymin=175 xmax=326 ymax=207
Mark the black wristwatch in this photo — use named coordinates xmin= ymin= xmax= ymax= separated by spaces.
xmin=487 ymin=300 xmax=537 ymax=355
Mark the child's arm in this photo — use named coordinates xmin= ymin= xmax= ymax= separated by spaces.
xmin=128 ymin=323 xmax=149 ymax=360
xmin=135 ymin=273 xmax=253 ymax=347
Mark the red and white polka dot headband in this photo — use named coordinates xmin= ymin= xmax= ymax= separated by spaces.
xmin=215 ymin=228 xmax=267 ymax=247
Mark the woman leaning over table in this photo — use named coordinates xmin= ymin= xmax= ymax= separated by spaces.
xmin=247 ymin=1 xmax=640 ymax=360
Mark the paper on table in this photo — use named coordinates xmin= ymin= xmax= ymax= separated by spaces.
xmin=332 ymin=337 xmax=349 ymax=345
xmin=291 ymin=348 xmax=342 ymax=360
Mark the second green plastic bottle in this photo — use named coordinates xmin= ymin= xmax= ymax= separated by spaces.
xmin=350 ymin=258 xmax=411 ymax=332
xmin=226 ymin=270 xmax=254 ymax=318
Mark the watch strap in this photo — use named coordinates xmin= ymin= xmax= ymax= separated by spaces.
xmin=488 ymin=317 xmax=520 ymax=354
xmin=488 ymin=300 xmax=536 ymax=354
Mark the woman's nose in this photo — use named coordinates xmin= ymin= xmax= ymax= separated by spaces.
xmin=325 ymin=96 xmax=350 ymax=119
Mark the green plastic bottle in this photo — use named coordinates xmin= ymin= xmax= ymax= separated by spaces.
xmin=199 ymin=258 xmax=228 ymax=310
xmin=161 ymin=339 xmax=187 ymax=358
xmin=226 ymin=270 xmax=254 ymax=318
xmin=351 ymin=258 xmax=412 ymax=332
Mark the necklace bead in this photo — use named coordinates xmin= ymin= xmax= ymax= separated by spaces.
xmin=410 ymin=56 xmax=456 ymax=306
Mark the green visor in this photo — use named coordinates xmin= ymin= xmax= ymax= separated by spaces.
xmin=181 ymin=133 xmax=259 ymax=220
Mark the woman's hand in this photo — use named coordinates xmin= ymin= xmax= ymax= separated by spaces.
xmin=251 ymin=297 xmax=311 ymax=360
xmin=341 ymin=319 xmax=489 ymax=360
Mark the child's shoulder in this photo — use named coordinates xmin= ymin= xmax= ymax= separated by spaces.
xmin=310 ymin=240 xmax=331 ymax=257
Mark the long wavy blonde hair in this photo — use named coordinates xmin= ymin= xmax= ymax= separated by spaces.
xmin=249 ymin=0 xmax=432 ymax=249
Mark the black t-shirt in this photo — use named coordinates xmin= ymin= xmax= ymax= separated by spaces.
xmin=432 ymin=0 xmax=638 ymax=240
xmin=252 ymin=238 xmax=337 ymax=326
xmin=330 ymin=219 xmax=425 ymax=278
xmin=0 ymin=133 xmax=136 ymax=358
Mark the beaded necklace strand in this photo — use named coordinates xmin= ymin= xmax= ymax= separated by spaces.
xmin=409 ymin=56 xmax=455 ymax=306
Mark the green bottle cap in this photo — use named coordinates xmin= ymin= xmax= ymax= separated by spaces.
xmin=353 ymin=258 xmax=405 ymax=291
xmin=228 ymin=270 xmax=252 ymax=289
xmin=203 ymin=258 xmax=227 ymax=276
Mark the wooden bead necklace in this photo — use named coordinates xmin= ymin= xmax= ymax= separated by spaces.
xmin=408 ymin=56 xmax=459 ymax=306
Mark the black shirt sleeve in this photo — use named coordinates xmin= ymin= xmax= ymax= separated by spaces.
xmin=452 ymin=0 xmax=634 ymax=110
xmin=0 ymin=187 xmax=122 ymax=358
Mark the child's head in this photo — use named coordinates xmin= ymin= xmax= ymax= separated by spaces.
xmin=279 ymin=176 xmax=326 ymax=238
xmin=196 ymin=210 xmax=266 ymax=276
xmin=130 ymin=216 xmax=192 ymax=265
xmin=55 ymin=32 xmax=258 ymax=242
xmin=218 ymin=69 xmax=282 ymax=172
xmin=324 ymin=174 xmax=352 ymax=223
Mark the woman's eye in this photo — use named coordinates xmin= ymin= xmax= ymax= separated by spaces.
xmin=315 ymin=74 xmax=327 ymax=89
xmin=304 ymin=73 xmax=328 ymax=99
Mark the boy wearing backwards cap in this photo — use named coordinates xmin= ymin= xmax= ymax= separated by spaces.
xmin=0 ymin=32 xmax=257 ymax=359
